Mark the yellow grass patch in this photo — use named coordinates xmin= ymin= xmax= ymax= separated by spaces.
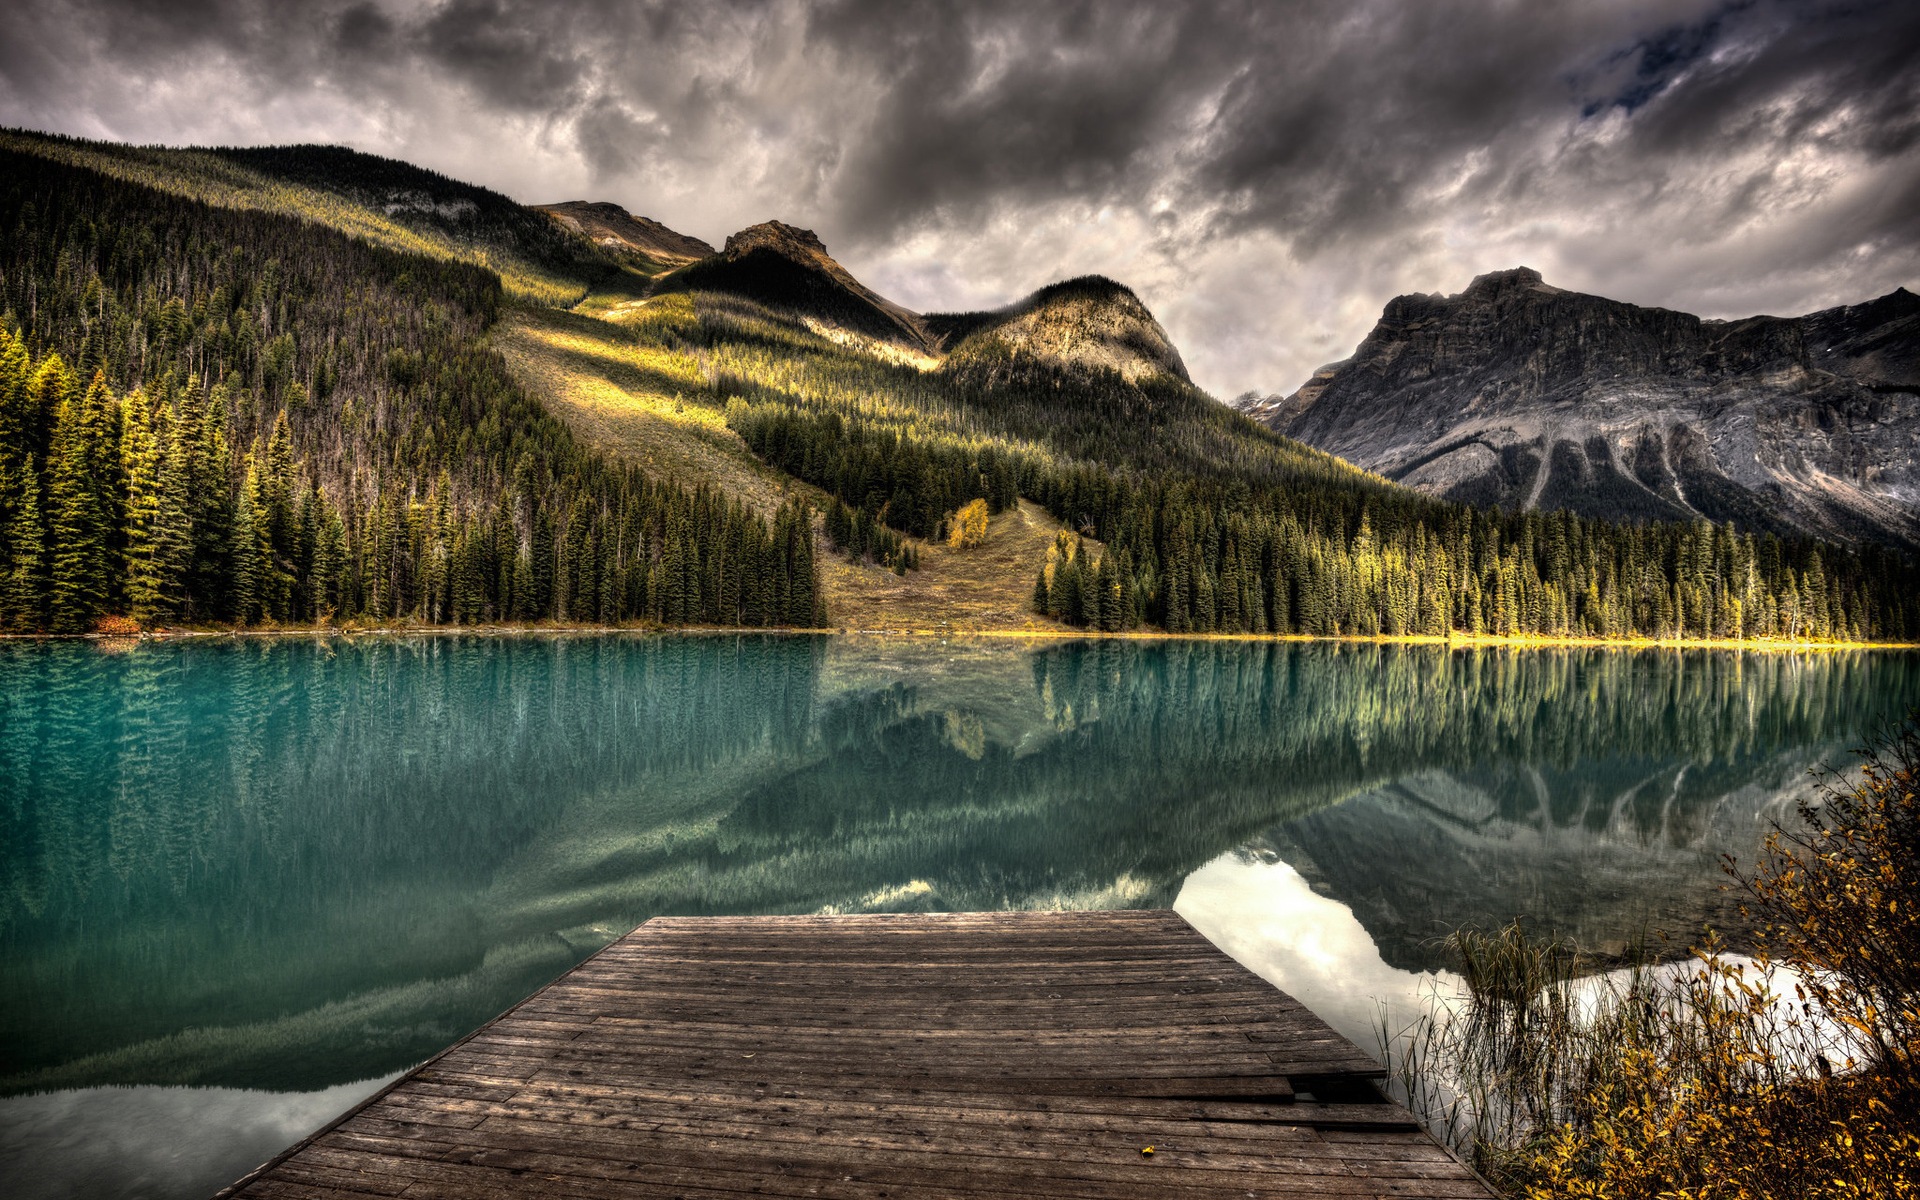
xmin=494 ymin=307 xmax=798 ymax=516
xmin=821 ymin=500 xmax=1085 ymax=633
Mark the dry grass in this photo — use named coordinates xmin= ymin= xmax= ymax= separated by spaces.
xmin=820 ymin=500 xmax=1084 ymax=633
xmin=1388 ymin=715 xmax=1920 ymax=1198
xmin=494 ymin=307 xmax=799 ymax=517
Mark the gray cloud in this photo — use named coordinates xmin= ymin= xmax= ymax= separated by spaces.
xmin=3 ymin=0 xmax=1917 ymax=398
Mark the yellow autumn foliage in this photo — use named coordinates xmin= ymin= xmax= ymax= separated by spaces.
xmin=1390 ymin=711 xmax=1920 ymax=1198
xmin=947 ymin=498 xmax=990 ymax=549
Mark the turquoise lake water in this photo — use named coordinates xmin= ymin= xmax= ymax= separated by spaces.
xmin=1 ymin=635 xmax=1914 ymax=1198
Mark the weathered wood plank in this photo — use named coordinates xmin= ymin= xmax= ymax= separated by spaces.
xmin=219 ymin=911 xmax=1485 ymax=1200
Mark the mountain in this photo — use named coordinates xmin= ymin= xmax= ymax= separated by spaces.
xmin=3 ymin=128 xmax=1916 ymax=642
xmin=644 ymin=228 xmax=1190 ymax=386
xmin=0 ymin=138 xmax=824 ymax=634
xmin=536 ymin=201 xmax=714 ymax=274
xmin=930 ymin=276 xmax=1191 ymax=385
xmin=206 ymin=144 xmax=633 ymax=292
xmin=0 ymin=129 xmax=660 ymax=305
xmin=654 ymin=220 xmax=935 ymax=353
xmin=1249 ymin=268 xmax=1920 ymax=548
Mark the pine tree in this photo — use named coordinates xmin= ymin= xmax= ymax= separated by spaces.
xmin=0 ymin=454 xmax=48 ymax=630
xmin=0 ymin=331 xmax=33 ymax=575
xmin=185 ymin=387 xmax=234 ymax=619
xmin=29 ymin=354 xmax=77 ymax=457
xmin=45 ymin=374 xmax=118 ymax=631
xmin=121 ymin=390 xmax=168 ymax=623
xmin=230 ymin=461 xmax=265 ymax=625
xmin=1095 ymin=552 xmax=1122 ymax=632
xmin=530 ymin=504 xmax=555 ymax=618
xmin=264 ymin=410 xmax=296 ymax=557
xmin=311 ymin=497 xmax=346 ymax=619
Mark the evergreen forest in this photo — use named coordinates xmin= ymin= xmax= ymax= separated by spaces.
xmin=0 ymin=146 xmax=823 ymax=632
xmin=700 ymin=294 xmax=1920 ymax=643
xmin=1 ymin=130 xmax=1915 ymax=642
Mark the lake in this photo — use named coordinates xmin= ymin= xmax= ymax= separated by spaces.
xmin=1 ymin=635 xmax=1914 ymax=1198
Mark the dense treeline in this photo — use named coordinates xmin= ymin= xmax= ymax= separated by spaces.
xmin=0 ymin=149 xmax=821 ymax=631
xmin=1026 ymin=460 xmax=1920 ymax=642
xmin=732 ymin=404 xmax=1022 ymax=542
xmin=696 ymin=301 xmax=1918 ymax=640
xmin=821 ymin=496 xmax=917 ymax=573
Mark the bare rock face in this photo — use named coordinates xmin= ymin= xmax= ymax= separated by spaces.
xmin=537 ymin=201 xmax=713 ymax=269
xmin=1264 ymin=267 xmax=1920 ymax=547
xmin=930 ymin=276 xmax=1191 ymax=386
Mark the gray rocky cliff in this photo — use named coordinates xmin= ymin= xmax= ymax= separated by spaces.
xmin=1263 ymin=268 xmax=1920 ymax=546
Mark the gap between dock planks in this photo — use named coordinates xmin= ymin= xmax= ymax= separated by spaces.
xmin=217 ymin=910 xmax=1491 ymax=1199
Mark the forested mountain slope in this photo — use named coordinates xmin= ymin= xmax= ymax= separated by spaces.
xmin=1 ymin=129 xmax=1915 ymax=642
xmin=0 ymin=129 xmax=647 ymax=305
xmin=0 ymin=145 xmax=822 ymax=633
xmin=1241 ymin=267 xmax=1920 ymax=548
xmin=575 ymin=241 xmax=1920 ymax=641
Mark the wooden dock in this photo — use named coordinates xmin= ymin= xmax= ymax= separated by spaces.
xmin=218 ymin=910 xmax=1491 ymax=1199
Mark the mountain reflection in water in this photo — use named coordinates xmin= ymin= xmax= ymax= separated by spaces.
xmin=0 ymin=636 xmax=1913 ymax=1198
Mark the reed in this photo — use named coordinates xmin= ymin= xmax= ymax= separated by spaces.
xmin=1385 ymin=711 xmax=1920 ymax=1197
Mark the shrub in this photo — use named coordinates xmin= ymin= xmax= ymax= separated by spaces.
xmin=1386 ymin=711 xmax=1920 ymax=1197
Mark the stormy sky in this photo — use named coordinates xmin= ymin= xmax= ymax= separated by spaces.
xmin=4 ymin=0 xmax=1917 ymax=399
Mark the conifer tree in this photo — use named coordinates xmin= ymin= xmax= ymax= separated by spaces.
xmin=46 ymin=374 xmax=119 ymax=631
xmin=185 ymin=388 xmax=233 ymax=618
xmin=264 ymin=410 xmax=295 ymax=555
xmin=0 ymin=330 xmax=32 ymax=557
xmin=29 ymin=354 xmax=77 ymax=456
xmin=230 ymin=461 xmax=265 ymax=625
xmin=0 ymin=454 xmax=48 ymax=630
xmin=121 ymin=390 xmax=169 ymax=622
xmin=530 ymin=504 xmax=555 ymax=618
xmin=311 ymin=497 xmax=346 ymax=619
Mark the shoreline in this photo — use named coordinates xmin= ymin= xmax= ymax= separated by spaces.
xmin=1 ymin=622 xmax=1912 ymax=652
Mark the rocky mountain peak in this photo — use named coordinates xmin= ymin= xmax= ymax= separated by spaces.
xmin=1464 ymin=265 xmax=1551 ymax=294
xmin=930 ymin=275 xmax=1190 ymax=385
xmin=1260 ymin=273 xmax=1920 ymax=547
xmin=661 ymin=220 xmax=932 ymax=353
xmin=537 ymin=201 xmax=713 ymax=268
xmin=722 ymin=221 xmax=831 ymax=260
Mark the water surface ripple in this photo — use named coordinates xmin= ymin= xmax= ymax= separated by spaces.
xmin=1 ymin=635 xmax=1913 ymax=1197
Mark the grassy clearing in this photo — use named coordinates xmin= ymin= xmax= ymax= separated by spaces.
xmin=820 ymin=499 xmax=1084 ymax=633
xmin=494 ymin=305 xmax=800 ymax=516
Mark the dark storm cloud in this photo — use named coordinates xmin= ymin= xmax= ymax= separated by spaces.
xmin=3 ymin=0 xmax=1917 ymax=396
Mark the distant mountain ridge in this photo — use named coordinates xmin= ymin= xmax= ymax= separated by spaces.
xmin=536 ymin=201 xmax=714 ymax=272
xmin=647 ymin=220 xmax=1191 ymax=385
xmin=1243 ymin=268 xmax=1920 ymax=547
xmin=0 ymin=129 xmax=648 ymax=305
xmin=655 ymin=220 xmax=936 ymax=353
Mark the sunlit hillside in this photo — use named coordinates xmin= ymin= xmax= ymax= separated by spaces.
xmin=2 ymin=128 xmax=1914 ymax=641
xmin=0 ymin=129 xmax=642 ymax=306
